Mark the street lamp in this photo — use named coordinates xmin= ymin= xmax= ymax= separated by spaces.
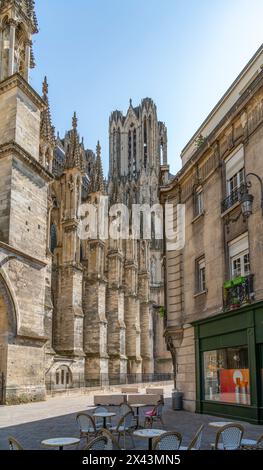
xmin=241 ymin=172 xmax=263 ymax=218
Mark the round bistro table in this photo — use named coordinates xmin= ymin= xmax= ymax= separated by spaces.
xmin=93 ymin=412 xmax=116 ymax=428
xmin=130 ymin=404 xmax=146 ymax=429
xmin=208 ymin=421 xmax=234 ymax=428
xmin=41 ymin=437 xmax=80 ymax=451
xmin=133 ymin=429 xmax=166 ymax=451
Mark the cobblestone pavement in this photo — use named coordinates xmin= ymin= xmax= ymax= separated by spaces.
xmin=0 ymin=389 xmax=262 ymax=450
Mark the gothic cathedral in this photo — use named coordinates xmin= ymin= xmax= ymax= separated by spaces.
xmin=0 ymin=1 xmax=172 ymax=404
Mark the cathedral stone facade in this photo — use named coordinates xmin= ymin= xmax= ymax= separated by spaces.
xmin=0 ymin=1 xmax=172 ymax=404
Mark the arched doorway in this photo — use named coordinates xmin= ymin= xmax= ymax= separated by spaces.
xmin=0 ymin=274 xmax=17 ymax=404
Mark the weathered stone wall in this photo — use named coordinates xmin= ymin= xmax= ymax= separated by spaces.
xmin=0 ymin=155 xmax=11 ymax=243
xmin=0 ymin=78 xmax=42 ymax=161
xmin=9 ymin=158 xmax=48 ymax=259
xmin=176 ymin=326 xmax=196 ymax=411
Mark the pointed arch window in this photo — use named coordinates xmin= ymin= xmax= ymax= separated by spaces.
xmin=50 ymin=223 xmax=57 ymax=253
xmin=117 ymin=127 xmax=121 ymax=173
xmin=128 ymin=129 xmax=132 ymax=176
xmin=133 ymin=128 xmax=137 ymax=177
xmin=144 ymin=117 xmax=148 ymax=168
xmin=160 ymin=137 xmax=164 ymax=165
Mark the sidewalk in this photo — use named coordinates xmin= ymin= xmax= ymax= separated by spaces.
xmin=0 ymin=386 xmax=262 ymax=450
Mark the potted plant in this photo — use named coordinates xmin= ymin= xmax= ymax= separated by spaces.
xmin=223 ymin=279 xmax=233 ymax=289
xmin=231 ymin=297 xmax=241 ymax=309
xmin=232 ymin=276 xmax=245 ymax=287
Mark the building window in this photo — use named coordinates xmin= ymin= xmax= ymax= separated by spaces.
xmin=194 ymin=187 xmax=204 ymax=217
xmin=128 ymin=129 xmax=132 ymax=175
xmin=225 ymin=146 xmax=244 ymax=194
xmin=228 ymin=233 xmax=250 ymax=279
xmin=222 ymin=146 xmax=245 ymax=212
xmin=55 ymin=366 xmax=72 ymax=388
xmin=228 ymin=168 xmax=245 ymax=195
xmin=196 ymin=257 xmax=206 ymax=293
xmin=203 ymin=346 xmax=250 ymax=405
xmin=133 ymin=128 xmax=137 ymax=177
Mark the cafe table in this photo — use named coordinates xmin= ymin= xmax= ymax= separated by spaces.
xmin=41 ymin=437 xmax=80 ymax=451
xmin=133 ymin=429 xmax=166 ymax=451
xmin=93 ymin=411 xmax=116 ymax=428
xmin=208 ymin=421 xmax=234 ymax=428
xmin=130 ymin=404 xmax=146 ymax=428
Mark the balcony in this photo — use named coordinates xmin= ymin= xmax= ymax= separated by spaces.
xmin=223 ymin=274 xmax=254 ymax=311
xmin=221 ymin=184 xmax=246 ymax=213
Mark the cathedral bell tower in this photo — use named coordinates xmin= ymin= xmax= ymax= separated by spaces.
xmin=0 ymin=0 xmax=38 ymax=82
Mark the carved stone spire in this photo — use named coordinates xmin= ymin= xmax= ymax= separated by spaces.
xmin=88 ymin=141 xmax=105 ymax=194
xmin=40 ymin=76 xmax=55 ymax=149
xmin=64 ymin=113 xmax=85 ymax=173
xmin=95 ymin=141 xmax=105 ymax=193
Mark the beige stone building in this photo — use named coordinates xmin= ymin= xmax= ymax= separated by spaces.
xmin=162 ymin=45 xmax=263 ymax=424
xmin=0 ymin=1 xmax=171 ymax=404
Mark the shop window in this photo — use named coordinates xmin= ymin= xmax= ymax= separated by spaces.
xmin=203 ymin=346 xmax=250 ymax=405
xmin=228 ymin=233 xmax=250 ymax=278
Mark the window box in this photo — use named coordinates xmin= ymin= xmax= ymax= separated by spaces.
xmin=223 ymin=280 xmax=233 ymax=289
xmin=232 ymin=275 xmax=245 ymax=286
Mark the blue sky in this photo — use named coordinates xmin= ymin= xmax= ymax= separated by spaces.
xmin=31 ymin=0 xmax=263 ymax=175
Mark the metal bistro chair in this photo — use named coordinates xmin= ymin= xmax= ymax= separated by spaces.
xmin=84 ymin=435 xmax=108 ymax=450
xmin=211 ymin=423 xmax=244 ymax=450
xmin=111 ymin=411 xmax=135 ymax=449
xmin=98 ymin=428 xmax=123 ymax=450
xmin=144 ymin=400 xmax=164 ymax=428
xmin=8 ymin=437 xmax=24 ymax=450
xmin=76 ymin=412 xmax=98 ymax=444
xmin=180 ymin=425 xmax=204 ymax=450
xmin=152 ymin=431 xmax=182 ymax=451
xmin=119 ymin=402 xmax=136 ymax=428
xmin=241 ymin=433 xmax=263 ymax=450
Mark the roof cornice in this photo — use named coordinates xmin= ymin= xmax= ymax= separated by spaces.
xmin=163 ymin=69 xmax=263 ymax=191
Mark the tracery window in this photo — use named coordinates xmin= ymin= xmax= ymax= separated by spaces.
xmin=133 ymin=128 xmax=137 ymax=177
xmin=144 ymin=117 xmax=148 ymax=168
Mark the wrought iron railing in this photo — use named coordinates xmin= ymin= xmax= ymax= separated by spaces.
xmin=45 ymin=372 xmax=173 ymax=392
xmin=223 ymin=274 xmax=254 ymax=310
xmin=221 ymin=184 xmax=246 ymax=213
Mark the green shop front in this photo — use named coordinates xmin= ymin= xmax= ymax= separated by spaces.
xmin=193 ymin=301 xmax=263 ymax=424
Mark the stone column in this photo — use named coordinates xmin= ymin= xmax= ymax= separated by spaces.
xmin=139 ymin=271 xmax=154 ymax=376
xmin=24 ymin=40 xmax=31 ymax=82
xmin=8 ymin=20 xmax=16 ymax=77
xmin=0 ymin=30 xmax=3 ymax=81
xmin=107 ymin=287 xmax=127 ymax=384
xmin=82 ymin=241 xmax=109 ymax=386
